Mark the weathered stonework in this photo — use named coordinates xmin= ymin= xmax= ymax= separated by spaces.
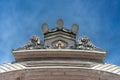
xmin=0 ymin=19 xmax=120 ymax=80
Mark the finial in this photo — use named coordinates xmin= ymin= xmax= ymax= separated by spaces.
xmin=41 ymin=23 xmax=48 ymax=34
xmin=72 ymin=24 xmax=79 ymax=35
xmin=57 ymin=19 xmax=64 ymax=30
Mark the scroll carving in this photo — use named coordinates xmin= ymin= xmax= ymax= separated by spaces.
xmin=76 ymin=36 xmax=97 ymax=50
xmin=15 ymin=36 xmax=44 ymax=50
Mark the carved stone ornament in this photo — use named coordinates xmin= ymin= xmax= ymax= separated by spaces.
xmin=15 ymin=36 xmax=44 ymax=50
xmin=52 ymin=40 xmax=68 ymax=49
xmin=72 ymin=24 xmax=79 ymax=35
xmin=55 ymin=40 xmax=65 ymax=49
xmin=14 ymin=19 xmax=103 ymax=51
xmin=76 ymin=36 xmax=97 ymax=50
xmin=57 ymin=19 xmax=64 ymax=30
xmin=41 ymin=23 xmax=48 ymax=34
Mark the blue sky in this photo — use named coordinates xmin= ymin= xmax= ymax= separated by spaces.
xmin=0 ymin=0 xmax=120 ymax=66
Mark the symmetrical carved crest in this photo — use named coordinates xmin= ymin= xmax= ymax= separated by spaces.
xmin=14 ymin=19 xmax=102 ymax=51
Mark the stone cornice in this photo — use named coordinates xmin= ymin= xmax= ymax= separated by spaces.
xmin=12 ymin=49 xmax=107 ymax=62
